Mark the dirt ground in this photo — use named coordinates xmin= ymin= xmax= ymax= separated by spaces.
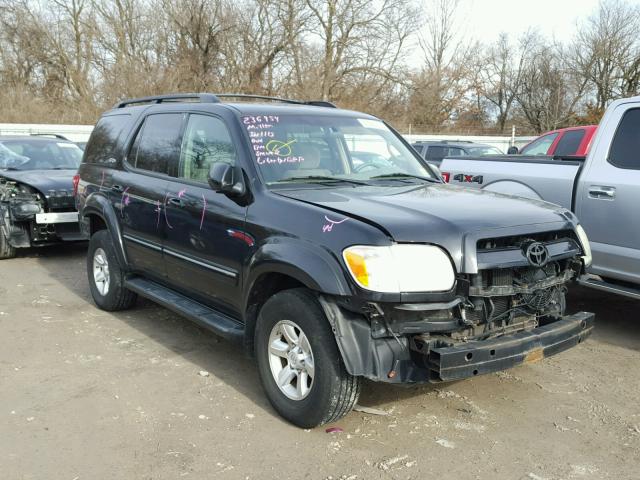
xmin=1 ymin=244 xmax=639 ymax=480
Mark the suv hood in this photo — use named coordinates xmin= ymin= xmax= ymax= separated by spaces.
xmin=277 ymin=183 xmax=572 ymax=243
xmin=0 ymin=169 xmax=76 ymax=196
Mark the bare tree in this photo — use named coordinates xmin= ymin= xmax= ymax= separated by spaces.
xmin=571 ymin=0 xmax=640 ymax=114
xmin=478 ymin=32 xmax=532 ymax=133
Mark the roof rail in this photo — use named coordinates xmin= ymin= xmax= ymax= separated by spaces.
xmin=30 ymin=133 xmax=71 ymax=141
xmin=113 ymin=92 xmax=337 ymax=109
xmin=214 ymin=94 xmax=337 ymax=108
xmin=114 ymin=93 xmax=220 ymax=109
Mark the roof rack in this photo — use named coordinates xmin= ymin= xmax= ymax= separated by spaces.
xmin=113 ymin=93 xmax=337 ymax=109
xmin=414 ymin=139 xmax=474 ymax=144
xmin=30 ymin=133 xmax=71 ymax=141
xmin=114 ymin=93 xmax=220 ymax=109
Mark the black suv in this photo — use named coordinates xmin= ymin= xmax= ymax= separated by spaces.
xmin=411 ymin=140 xmax=503 ymax=167
xmin=77 ymin=93 xmax=593 ymax=427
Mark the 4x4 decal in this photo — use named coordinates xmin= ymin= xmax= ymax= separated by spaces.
xmin=452 ymin=173 xmax=483 ymax=184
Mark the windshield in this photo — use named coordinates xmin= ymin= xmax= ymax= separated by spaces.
xmin=0 ymin=140 xmax=83 ymax=170
xmin=242 ymin=114 xmax=436 ymax=186
xmin=466 ymin=146 xmax=503 ymax=155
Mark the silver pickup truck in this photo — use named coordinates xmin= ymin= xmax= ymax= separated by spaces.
xmin=440 ymin=95 xmax=640 ymax=300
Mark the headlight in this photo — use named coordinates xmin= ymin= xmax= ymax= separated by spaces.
xmin=575 ymin=224 xmax=592 ymax=267
xmin=343 ymin=244 xmax=455 ymax=293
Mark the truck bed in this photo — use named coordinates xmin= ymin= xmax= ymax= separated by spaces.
xmin=439 ymin=155 xmax=585 ymax=209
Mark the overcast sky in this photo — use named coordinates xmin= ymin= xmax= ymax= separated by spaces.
xmin=458 ymin=0 xmax=602 ymax=44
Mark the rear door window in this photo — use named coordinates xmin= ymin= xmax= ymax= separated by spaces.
xmin=84 ymin=114 xmax=130 ymax=164
xmin=554 ymin=129 xmax=585 ymax=156
xmin=608 ymin=108 xmax=640 ymax=170
xmin=520 ymin=133 xmax=559 ymax=155
xmin=425 ymin=146 xmax=447 ymax=161
xmin=130 ymin=113 xmax=185 ymax=176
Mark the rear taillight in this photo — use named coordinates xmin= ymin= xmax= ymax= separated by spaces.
xmin=441 ymin=172 xmax=450 ymax=183
xmin=72 ymin=174 xmax=80 ymax=197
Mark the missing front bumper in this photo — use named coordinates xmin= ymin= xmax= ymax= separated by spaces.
xmin=426 ymin=311 xmax=594 ymax=382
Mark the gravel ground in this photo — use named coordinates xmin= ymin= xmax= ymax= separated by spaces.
xmin=1 ymin=244 xmax=639 ymax=480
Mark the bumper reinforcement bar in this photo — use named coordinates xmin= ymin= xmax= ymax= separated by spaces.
xmin=428 ymin=311 xmax=594 ymax=382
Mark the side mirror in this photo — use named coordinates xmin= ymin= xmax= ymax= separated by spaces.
xmin=208 ymin=163 xmax=245 ymax=196
xmin=507 ymin=146 xmax=519 ymax=155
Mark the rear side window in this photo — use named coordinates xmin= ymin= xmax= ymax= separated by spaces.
xmin=521 ymin=133 xmax=559 ymax=155
xmin=447 ymin=147 xmax=465 ymax=156
xmin=84 ymin=114 xmax=130 ymax=164
xmin=425 ymin=146 xmax=447 ymax=161
xmin=412 ymin=144 xmax=423 ymax=155
xmin=554 ymin=129 xmax=585 ymax=156
xmin=130 ymin=113 xmax=184 ymax=175
xmin=609 ymin=108 xmax=640 ymax=170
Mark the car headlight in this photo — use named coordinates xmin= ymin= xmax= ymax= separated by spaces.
xmin=343 ymin=244 xmax=455 ymax=293
xmin=575 ymin=224 xmax=592 ymax=267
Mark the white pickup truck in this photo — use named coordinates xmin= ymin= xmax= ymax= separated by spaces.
xmin=440 ymin=95 xmax=640 ymax=300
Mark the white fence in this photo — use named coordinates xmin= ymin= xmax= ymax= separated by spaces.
xmin=0 ymin=123 xmax=536 ymax=151
xmin=0 ymin=123 xmax=94 ymax=142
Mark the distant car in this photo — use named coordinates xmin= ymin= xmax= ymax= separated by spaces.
xmin=0 ymin=135 xmax=87 ymax=259
xmin=411 ymin=141 xmax=503 ymax=167
xmin=509 ymin=125 xmax=598 ymax=156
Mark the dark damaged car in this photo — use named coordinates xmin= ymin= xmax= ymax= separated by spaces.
xmin=76 ymin=94 xmax=594 ymax=428
xmin=0 ymin=136 xmax=87 ymax=259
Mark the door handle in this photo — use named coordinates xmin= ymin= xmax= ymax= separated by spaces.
xmin=588 ymin=185 xmax=616 ymax=200
xmin=111 ymin=184 xmax=125 ymax=193
xmin=167 ymin=197 xmax=185 ymax=207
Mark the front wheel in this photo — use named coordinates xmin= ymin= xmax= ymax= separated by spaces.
xmin=87 ymin=229 xmax=137 ymax=311
xmin=255 ymin=288 xmax=361 ymax=428
xmin=0 ymin=227 xmax=16 ymax=259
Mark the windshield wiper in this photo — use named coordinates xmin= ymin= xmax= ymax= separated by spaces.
xmin=277 ymin=175 xmax=370 ymax=186
xmin=370 ymin=173 xmax=440 ymax=183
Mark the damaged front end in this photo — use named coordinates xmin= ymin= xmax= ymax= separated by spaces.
xmin=321 ymin=230 xmax=594 ymax=383
xmin=0 ymin=178 xmax=83 ymax=248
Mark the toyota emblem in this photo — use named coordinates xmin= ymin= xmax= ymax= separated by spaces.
xmin=525 ymin=242 xmax=549 ymax=267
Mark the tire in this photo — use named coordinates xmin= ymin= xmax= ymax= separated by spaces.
xmin=87 ymin=229 xmax=137 ymax=311
xmin=0 ymin=227 xmax=16 ymax=259
xmin=255 ymin=288 xmax=361 ymax=428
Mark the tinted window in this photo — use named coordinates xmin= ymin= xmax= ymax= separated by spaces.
xmin=84 ymin=115 xmax=130 ymax=164
xmin=425 ymin=146 xmax=447 ymax=160
xmin=179 ymin=114 xmax=236 ymax=182
xmin=411 ymin=144 xmax=423 ymax=155
xmin=609 ymin=108 xmax=640 ymax=170
xmin=131 ymin=114 xmax=184 ymax=175
xmin=520 ymin=133 xmax=559 ymax=155
xmin=447 ymin=147 xmax=465 ymax=156
xmin=554 ymin=129 xmax=585 ymax=156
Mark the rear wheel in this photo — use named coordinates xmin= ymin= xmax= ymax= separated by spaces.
xmin=255 ymin=288 xmax=361 ymax=428
xmin=0 ymin=227 xmax=16 ymax=259
xmin=87 ymin=229 xmax=137 ymax=311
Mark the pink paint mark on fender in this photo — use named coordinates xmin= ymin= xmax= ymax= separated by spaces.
xmin=322 ymin=215 xmax=348 ymax=233
xmin=177 ymin=188 xmax=187 ymax=198
xmin=163 ymin=192 xmax=173 ymax=229
xmin=99 ymin=171 xmax=106 ymax=190
xmin=199 ymin=194 xmax=207 ymax=230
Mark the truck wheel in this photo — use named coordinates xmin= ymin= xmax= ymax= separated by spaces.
xmin=0 ymin=227 xmax=16 ymax=259
xmin=255 ymin=288 xmax=361 ymax=428
xmin=87 ymin=229 xmax=137 ymax=311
